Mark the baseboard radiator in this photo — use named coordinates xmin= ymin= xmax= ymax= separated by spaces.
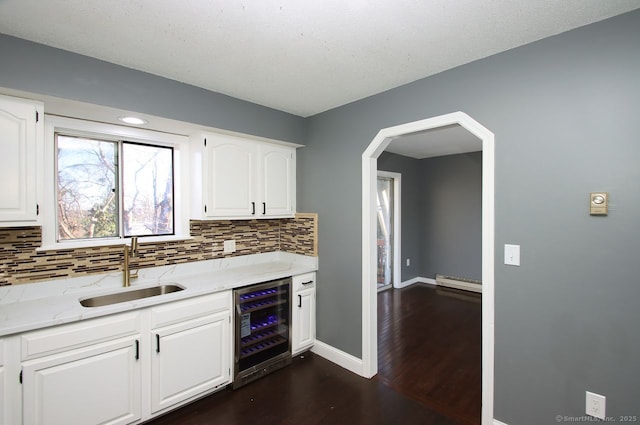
xmin=435 ymin=274 xmax=482 ymax=293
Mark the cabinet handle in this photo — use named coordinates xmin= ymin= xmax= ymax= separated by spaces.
xmin=301 ymin=280 xmax=314 ymax=286
xmin=135 ymin=340 xmax=139 ymax=360
xmin=262 ymin=202 xmax=266 ymax=215
xmin=156 ymin=334 xmax=161 ymax=353
xmin=298 ymin=294 xmax=302 ymax=308
xmin=251 ymin=202 xmax=255 ymax=215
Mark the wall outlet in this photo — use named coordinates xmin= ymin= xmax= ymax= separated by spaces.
xmin=406 ymin=258 xmax=410 ymax=267
xmin=223 ymin=240 xmax=236 ymax=253
xmin=586 ymin=391 xmax=606 ymax=420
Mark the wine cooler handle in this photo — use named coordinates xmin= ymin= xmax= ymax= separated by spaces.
xmin=156 ymin=334 xmax=161 ymax=353
xmin=298 ymin=294 xmax=302 ymax=308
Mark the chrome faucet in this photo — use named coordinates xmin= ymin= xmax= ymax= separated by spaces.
xmin=123 ymin=237 xmax=139 ymax=287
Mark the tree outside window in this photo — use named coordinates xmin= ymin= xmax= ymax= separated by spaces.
xmin=56 ymin=134 xmax=174 ymax=241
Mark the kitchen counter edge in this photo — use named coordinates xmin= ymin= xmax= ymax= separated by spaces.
xmin=0 ymin=251 xmax=318 ymax=337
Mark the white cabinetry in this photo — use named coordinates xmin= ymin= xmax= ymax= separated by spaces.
xmin=192 ymin=132 xmax=297 ymax=219
xmin=150 ymin=292 xmax=231 ymax=414
xmin=292 ymin=272 xmax=316 ymax=355
xmin=259 ymin=143 xmax=296 ymax=217
xmin=13 ymin=291 xmax=233 ymax=425
xmin=0 ymin=339 xmax=5 ymax=425
xmin=21 ymin=313 xmax=142 ymax=425
xmin=0 ymin=95 xmax=43 ymax=225
xmin=203 ymin=135 xmax=255 ymax=217
xmin=1 ymin=336 xmax=20 ymax=425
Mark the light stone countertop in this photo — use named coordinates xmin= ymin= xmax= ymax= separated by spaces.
xmin=0 ymin=251 xmax=317 ymax=337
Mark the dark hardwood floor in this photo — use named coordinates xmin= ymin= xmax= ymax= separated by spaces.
xmin=145 ymin=283 xmax=481 ymax=425
xmin=377 ymin=284 xmax=482 ymax=425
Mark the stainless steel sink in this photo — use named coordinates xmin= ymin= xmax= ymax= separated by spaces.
xmin=79 ymin=284 xmax=185 ymax=307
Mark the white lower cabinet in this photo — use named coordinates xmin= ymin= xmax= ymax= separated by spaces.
xmin=151 ymin=304 xmax=230 ymax=413
xmin=20 ymin=312 xmax=142 ymax=425
xmin=292 ymin=273 xmax=316 ymax=355
xmin=22 ymin=337 xmax=141 ymax=425
xmin=0 ymin=339 xmax=5 ymax=425
xmin=14 ymin=291 xmax=232 ymax=425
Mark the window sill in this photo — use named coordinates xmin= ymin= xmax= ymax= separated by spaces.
xmin=36 ymin=234 xmax=193 ymax=252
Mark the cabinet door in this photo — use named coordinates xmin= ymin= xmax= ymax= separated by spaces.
xmin=0 ymin=367 xmax=4 ymax=425
xmin=151 ymin=311 xmax=230 ymax=413
xmin=258 ymin=144 xmax=295 ymax=217
xmin=292 ymin=288 xmax=315 ymax=355
xmin=22 ymin=337 xmax=141 ymax=425
xmin=205 ymin=136 xmax=255 ymax=217
xmin=0 ymin=96 xmax=41 ymax=223
xmin=0 ymin=339 xmax=4 ymax=425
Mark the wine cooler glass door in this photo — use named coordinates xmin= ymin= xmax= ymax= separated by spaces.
xmin=234 ymin=278 xmax=292 ymax=388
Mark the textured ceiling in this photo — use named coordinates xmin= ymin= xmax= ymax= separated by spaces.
xmin=0 ymin=0 xmax=638 ymax=117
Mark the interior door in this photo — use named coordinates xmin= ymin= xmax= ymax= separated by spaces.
xmin=376 ymin=176 xmax=394 ymax=290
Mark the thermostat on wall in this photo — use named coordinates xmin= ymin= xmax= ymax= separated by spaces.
xmin=590 ymin=192 xmax=608 ymax=216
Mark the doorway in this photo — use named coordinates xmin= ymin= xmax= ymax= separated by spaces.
xmin=376 ymin=171 xmax=401 ymax=291
xmin=361 ymin=112 xmax=495 ymax=425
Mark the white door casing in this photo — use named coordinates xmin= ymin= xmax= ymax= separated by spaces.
xmin=361 ymin=111 xmax=495 ymax=425
xmin=376 ymin=171 xmax=401 ymax=290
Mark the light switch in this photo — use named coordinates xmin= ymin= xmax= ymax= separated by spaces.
xmin=590 ymin=192 xmax=608 ymax=216
xmin=504 ymin=244 xmax=520 ymax=266
xmin=223 ymin=240 xmax=236 ymax=253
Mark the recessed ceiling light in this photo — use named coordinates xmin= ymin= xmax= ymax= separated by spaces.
xmin=118 ymin=116 xmax=147 ymax=125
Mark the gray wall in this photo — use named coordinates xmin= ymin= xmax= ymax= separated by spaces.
xmin=299 ymin=10 xmax=640 ymax=425
xmin=0 ymin=34 xmax=306 ymax=143
xmin=378 ymin=151 xmax=482 ymax=282
xmin=420 ymin=152 xmax=482 ymax=281
xmin=377 ymin=151 xmax=421 ymax=280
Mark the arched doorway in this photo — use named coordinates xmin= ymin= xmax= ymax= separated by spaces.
xmin=361 ymin=111 xmax=495 ymax=424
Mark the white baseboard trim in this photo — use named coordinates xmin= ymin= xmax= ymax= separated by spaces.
xmin=311 ymin=340 xmax=365 ymax=377
xmin=493 ymin=420 xmax=508 ymax=425
xmin=395 ymin=276 xmax=436 ymax=289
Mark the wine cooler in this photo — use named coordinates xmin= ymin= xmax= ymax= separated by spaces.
xmin=233 ymin=277 xmax=292 ymax=389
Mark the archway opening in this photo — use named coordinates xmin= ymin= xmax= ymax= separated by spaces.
xmin=361 ymin=111 xmax=495 ymax=425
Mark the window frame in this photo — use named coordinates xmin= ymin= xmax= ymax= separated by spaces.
xmin=41 ymin=116 xmax=191 ymax=250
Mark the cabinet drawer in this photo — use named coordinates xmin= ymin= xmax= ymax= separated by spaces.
xmin=151 ymin=291 xmax=231 ymax=329
xmin=293 ymin=273 xmax=315 ymax=291
xmin=21 ymin=312 xmax=140 ymax=361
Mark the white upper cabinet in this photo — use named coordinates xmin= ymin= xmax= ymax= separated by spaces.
xmin=192 ymin=132 xmax=297 ymax=220
xmin=205 ymin=135 xmax=256 ymax=217
xmin=260 ymin=143 xmax=295 ymax=217
xmin=0 ymin=95 xmax=43 ymax=225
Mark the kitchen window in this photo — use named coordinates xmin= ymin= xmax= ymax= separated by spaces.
xmin=56 ymin=135 xmax=174 ymax=241
xmin=41 ymin=116 xmax=190 ymax=250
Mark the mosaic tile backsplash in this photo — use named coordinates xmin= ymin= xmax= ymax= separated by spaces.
xmin=0 ymin=214 xmax=317 ymax=286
